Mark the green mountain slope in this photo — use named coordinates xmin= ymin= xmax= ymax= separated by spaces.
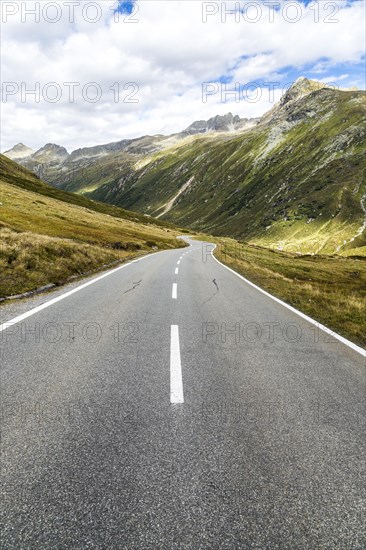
xmin=88 ymin=82 xmax=366 ymax=254
xmin=0 ymin=155 xmax=183 ymax=298
xmin=4 ymin=78 xmax=365 ymax=255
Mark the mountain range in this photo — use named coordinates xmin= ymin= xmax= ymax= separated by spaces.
xmin=5 ymin=111 xmax=256 ymax=164
xmin=4 ymin=78 xmax=366 ymax=254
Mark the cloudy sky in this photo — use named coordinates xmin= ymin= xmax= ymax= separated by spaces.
xmin=1 ymin=0 xmax=365 ymax=152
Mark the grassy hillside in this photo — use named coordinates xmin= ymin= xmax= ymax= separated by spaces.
xmin=0 ymin=155 xmax=185 ymax=299
xmin=8 ymin=81 xmax=365 ymax=256
xmin=207 ymin=237 xmax=366 ymax=348
xmin=88 ymin=87 xmax=366 ymax=255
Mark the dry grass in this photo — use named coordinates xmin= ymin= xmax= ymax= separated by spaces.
xmin=0 ymin=228 xmax=126 ymax=297
xmin=210 ymin=238 xmax=366 ymax=348
xmin=0 ymin=167 xmax=185 ymax=298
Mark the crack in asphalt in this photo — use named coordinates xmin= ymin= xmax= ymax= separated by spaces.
xmin=200 ymin=279 xmax=220 ymax=306
xmin=123 ymin=280 xmax=142 ymax=294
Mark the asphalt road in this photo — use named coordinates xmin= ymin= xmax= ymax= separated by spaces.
xmin=0 ymin=238 xmax=365 ymax=549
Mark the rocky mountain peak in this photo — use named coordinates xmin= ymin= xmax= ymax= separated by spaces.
xmin=182 ymin=112 xmax=258 ymax=135
xmin=3 ymin=143 xmax=34 ymax=160
xmin=32 ymin=143 xmax=69 ymax=162
xmin=280 ymin=77 xmax=334 ymax=107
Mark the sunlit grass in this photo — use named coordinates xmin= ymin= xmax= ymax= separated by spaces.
xmin=210 ymin=238 xmax=366 ymax=347
xmin=0 ymin=228 xmax=126 ymax=298
xmin=0 ymin=155 xmax=185 ymax=298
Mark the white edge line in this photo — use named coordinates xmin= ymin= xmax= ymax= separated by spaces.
xmin=210 ymin=244 xmax=366 ymax=359
xmin=172 ymin=283 xmax=178 ymax=299
xmin=0 ymin=250 xmax=163 ymax=332
xmin=170 ymin=325 xmax=184 ymax=403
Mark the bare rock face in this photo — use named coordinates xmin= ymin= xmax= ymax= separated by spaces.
xmin=182 ymin=113 xmax=259 ymax=135
xmin=279 ymin=77 xmax=332 ymax=106
xmin=259 ymin=77 xmax=344 ymax=128
xmin=3 ymin=143 xmax=34 ymax=161
xmin=32 ymin=143 xmax=70 ymax=163
xmin=68 ymin=140 xmax=132 ymax=161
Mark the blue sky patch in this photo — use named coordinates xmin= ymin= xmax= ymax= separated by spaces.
xmin=114 ymin=1 xmax=134 ymax=15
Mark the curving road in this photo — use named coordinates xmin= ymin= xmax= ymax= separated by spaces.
xmin=0 ymin=238 xmax=365 ymax=549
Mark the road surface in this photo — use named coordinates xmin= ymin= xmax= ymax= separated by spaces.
xmin=1 ymin=238 xmax=365 ymax=549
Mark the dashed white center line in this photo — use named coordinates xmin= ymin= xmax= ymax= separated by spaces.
xmin=175 ymin=268 xmax=179 ymax=275
xmin=177 ymin=260 xmax=180 ymax=265
xmin=170 ymin=325 xmax=184 ymax=404
xmin=172 ymin=283 xmax=177 ymax=299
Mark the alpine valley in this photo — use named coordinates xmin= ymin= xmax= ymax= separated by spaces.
xmin=4 ymin=78 xmax=366 ymax=255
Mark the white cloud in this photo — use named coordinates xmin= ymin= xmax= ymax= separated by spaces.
xmin=1 ymin=0 xmax=365 ymax=152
